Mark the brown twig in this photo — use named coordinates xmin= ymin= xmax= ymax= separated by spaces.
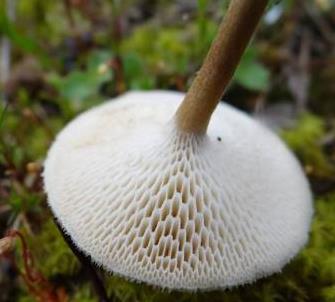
xmin=175 ymin=0 xmax=269 ymax=134
xmin=1 ymin=229 xmax=66 ymax=302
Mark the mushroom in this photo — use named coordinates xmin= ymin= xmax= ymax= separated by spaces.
xmin=44 ymin=0 xmax=313 ymax=291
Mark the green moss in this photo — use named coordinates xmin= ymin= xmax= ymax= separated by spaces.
xmin=281 ymin=114 xmax=334 ymax=177
xmin=17 ymin=295 xmax=36 ymax=302
xmin=121 ymin=25 xmax=190 ymax=75
xmin=120 ymin=21 xmax=217 ymax=78
xmin=322 ymin=285 xmax=335 ymax=301
xmin=26 ymin=220 xmax=80 ymax=277
xmin=71 ymin=286 xmax=98 ymax=302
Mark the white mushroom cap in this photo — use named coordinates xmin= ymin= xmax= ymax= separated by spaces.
xmin=44 ymin=91 xmax=313 ymax=291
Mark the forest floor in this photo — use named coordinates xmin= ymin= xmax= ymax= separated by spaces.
xmin=0 ymin=1 xmax=335 ymax=301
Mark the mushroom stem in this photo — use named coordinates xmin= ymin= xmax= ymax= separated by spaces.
xmin=175 ymin=0 xmax=268 ymax=134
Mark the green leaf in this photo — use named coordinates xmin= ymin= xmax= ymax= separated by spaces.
xmin=48 ymin=50 xmax=112 ymax=102
xmin=123 ymin=52 xmax=155 ymax=89
xmin=234 ymin=47 xmax=270 ymax=91
xmin=235 ymin=61 xmax=270 ymax=91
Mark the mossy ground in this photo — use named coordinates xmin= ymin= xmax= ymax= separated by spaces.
xmin=7 ymin=114 xmax=334 ymax=302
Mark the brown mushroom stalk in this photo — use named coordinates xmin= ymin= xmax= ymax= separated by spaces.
xmin=175 ymin=0 xmax=269 ymax=134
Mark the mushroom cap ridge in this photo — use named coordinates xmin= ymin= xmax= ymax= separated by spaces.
xmin=44 ymin=90 xmax=313 ymax=291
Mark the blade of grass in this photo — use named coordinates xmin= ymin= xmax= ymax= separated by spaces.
xmin=0 ymin=100 xmax=8 ymax=130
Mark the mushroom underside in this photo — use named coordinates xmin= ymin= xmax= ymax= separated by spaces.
xmin=44 ymin=91 xmax=313 ymax=290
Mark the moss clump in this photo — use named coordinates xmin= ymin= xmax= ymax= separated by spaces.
xmin=120 ymin=22 xmax=217 ymax=77
xmin=281 ymin=114 xmax=334 ymax=177
xmin=26 ymin=220 xmax=80 ymax=278
xmin=121 ymin=25 xmax=190 ymax=76
xmin=71 ymin=286 xmax=98 ymax=302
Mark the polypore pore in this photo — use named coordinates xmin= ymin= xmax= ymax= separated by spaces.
xmin=44 ymin=0 xmax=313 ymax=291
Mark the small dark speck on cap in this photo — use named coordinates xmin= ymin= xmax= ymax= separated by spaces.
xmin=217 ymin=137 xmax=222 ymax=142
